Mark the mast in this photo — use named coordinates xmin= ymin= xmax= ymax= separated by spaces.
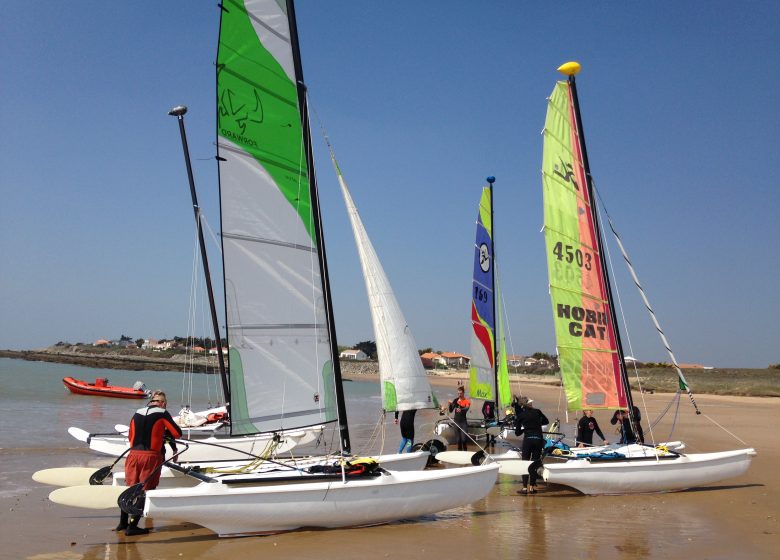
xmin=560 ymin=63 xmax=637 ymax=425
xmin=287 ymin=0 xmax=351 ymax=453
xmin=486 ymin=176 xmax=500 ymax=416
xmin=168 ymin=105 xmax=230 ymax=409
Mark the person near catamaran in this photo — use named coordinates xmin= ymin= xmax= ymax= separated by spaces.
xmin=118 ymin=390 xmax=182 ymax=536
xmin=447 ymin=386 xmax=471 ymax=451
xmin=482 ymin=400 xmax=497 ymax=446
xmin=610 ymin=406 xmax=644 ymax=445
xmin=394 ymin=409 xmax=417 ymax=453
xmin=513 ymin=396 xmax=549 ymax=494
xmin=576 ymin=409 xmax=608 ymax=447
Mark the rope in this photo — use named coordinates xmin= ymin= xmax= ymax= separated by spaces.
xmin=592 ymin=180 xmax=701 ymax=416
xmin=700 ymin=413 xmax=750 ymax=446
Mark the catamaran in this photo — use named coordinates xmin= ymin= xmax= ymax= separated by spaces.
xmin=536 ymin=61 xmax=755 ymax=494
xmin=46 ymin=0 xmax=498 ymax=534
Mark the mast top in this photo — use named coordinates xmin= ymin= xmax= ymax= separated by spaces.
xmin=486 ymin=176 xmax=496 ymax=185
xmin=168 ymin=105 xmax=188 ymax=117
xmin=557 ymin=61 xmax=581 ymax=77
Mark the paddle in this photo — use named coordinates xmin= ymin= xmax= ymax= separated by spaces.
xmin=89 ymin=447 xmax=131 ymax=485
xmin=49 ymin=485 xmax=126 ymax=509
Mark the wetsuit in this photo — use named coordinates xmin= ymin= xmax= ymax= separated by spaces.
xmin=482 ymin=401 xmax=497 ymax=445
xmin=514 ymin=405 xmax=549 ymax=488
xmin=449 ymin=396 xmax=471 ymax=451
xmin=126 ymin=405 xmax=182 ymax=490
xmin=610 ymin=409 xmax=645 ymax=444
xmin=576 ymin=415 xmax=606 ymax=446
xmin=397 ymin=409 xmax=416 ymax=453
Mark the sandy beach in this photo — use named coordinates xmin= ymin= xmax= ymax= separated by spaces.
xmin=2 ymin=371 xmax=778 ymax=560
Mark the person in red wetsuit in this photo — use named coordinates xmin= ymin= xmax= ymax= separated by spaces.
xmin=118 ymin=391 xmax=182 ymax=536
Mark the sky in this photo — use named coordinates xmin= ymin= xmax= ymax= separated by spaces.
xmin=1 ymin=1 xmax=778 ymax=369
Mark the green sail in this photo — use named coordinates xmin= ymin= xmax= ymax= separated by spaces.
xmin=218 ymin=0 xmax=336 ymax=435
xmin=541 ymin=81 xmax=625 ymax=411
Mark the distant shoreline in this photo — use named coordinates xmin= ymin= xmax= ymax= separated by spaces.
xmin=1 ymin=348 xmax=777 ymax=397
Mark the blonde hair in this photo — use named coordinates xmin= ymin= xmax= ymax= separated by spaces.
xmin=149 ymin=391 xmax=167 ymax=404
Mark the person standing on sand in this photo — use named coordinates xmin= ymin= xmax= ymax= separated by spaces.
xmin=119 ymin=391 xmax=181 ymax=536
xmin=610 ymin=406 xmax=644 ymax=445
xmin=513 ymin=396 xmax=549 ymax=494
xmin=576 ymin=409 xmax=608 ymax=447
xmin=394 ymin=409 xmax=417 ymax=453
xmin=482 ymin=400 xmax=497 ymax=446
xmin=446 ymin=386 xmax=471 ymax=451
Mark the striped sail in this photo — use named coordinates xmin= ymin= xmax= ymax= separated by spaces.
xmin=330 ymin=149 xmax=436 ymax=412
xmin=217 ymin=0 xmax=336 ymax=435
xmin=469 ymin=186 xmax=511 ymax=409
xmin=541 ymin=81 xmax=628 ymax=411
xmin=469 ymin=188 xmax=496 ymax=401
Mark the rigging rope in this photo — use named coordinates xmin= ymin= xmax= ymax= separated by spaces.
xmin=592 ymin=180 xmax=701 ymax=416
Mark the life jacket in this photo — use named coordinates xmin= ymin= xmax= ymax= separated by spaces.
xmin=207 ymin=411 xmax=227 ymax=423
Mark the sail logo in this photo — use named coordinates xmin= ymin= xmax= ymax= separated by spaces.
xmin=553 ymin=157 xmax=579 ymax=191
xmin=219 ymin=88 xmax=263 ymax=148
xmin=479 ymin=243 xmax=490 ymax=272
xmin=557 ymin=304 xmax=608 ymax=339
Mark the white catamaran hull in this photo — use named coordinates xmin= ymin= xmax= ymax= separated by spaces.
xmin=112 ymin=451 xmax=430 ymax=488
xmin=144 ymin=464 xmax=500 ymax=536
xmin=78 ymin=426 xmax=322 ymax=462
xmin=542 ymin=448 xmax=756 ymax=495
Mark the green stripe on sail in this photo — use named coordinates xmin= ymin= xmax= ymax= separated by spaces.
xmin=479 ymin=188 xmax=492 ymax=236
xmin=495 ymin=276 xmax=512 ymax=409
xmin=226 ymin=348 xmax=258 ymax=435
xmin=218 ymin=0 xmax=315 ymax=241
xmin=469 ymin=365 xmax=493 ymax=401
xmin=384 ymin=381 xmax=398 ymax=412
xmin=322 ymin=360 xmax=337 ymax=422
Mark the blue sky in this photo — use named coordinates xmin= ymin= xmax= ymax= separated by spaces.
xmin=1 ymin=1 xmax=778 ymax=368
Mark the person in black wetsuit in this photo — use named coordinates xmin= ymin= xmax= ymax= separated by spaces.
xmin=610 ymin=406 xmax=644 ymax=444
xmin=576 ymin=409 xmax=608 ymax=447
xmin=394 ymin=409 xmax=417 ymax=453
xmin=482 ymin=400 xmax=497 ymax=447
xmin=513 ymin=396 xmax=549 ymax=494
xmin=447 ymin=386 xmax=471 ymax=451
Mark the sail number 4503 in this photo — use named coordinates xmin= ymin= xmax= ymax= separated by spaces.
xmin=553 ymin=242 xmax=592 ymax=270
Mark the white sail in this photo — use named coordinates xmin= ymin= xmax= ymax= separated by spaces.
xmin=331 ymin=151 xmax=436 ymax=411
xmin=217 ymin=0 xmax=337 ymax=434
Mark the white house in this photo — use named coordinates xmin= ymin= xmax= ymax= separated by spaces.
xmin=441 ymin=352 xmax=470 ymax=368
xmin=339 ymin=349 xmax=368 ymax=361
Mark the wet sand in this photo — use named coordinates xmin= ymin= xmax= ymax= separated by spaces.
xmin=2 ymin=377 xmax=778 ymax=560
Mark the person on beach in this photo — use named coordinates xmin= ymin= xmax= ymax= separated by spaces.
xmin=482 ymin=400 xmax=497 ymax=447
xmin=394 ymin=409 xmax=417 ymax=453
xmin=447 ymin=386 xmax=471 ymax=451
xmin=576 ymin=409 xmax=608 ymax=447
xmin=513 ymin=396 xmax=549 ymax=494
xmin=610 ymin=406 xmax=644 ymax=445
xmin=118 ymin=390 xmax=182 ymax=536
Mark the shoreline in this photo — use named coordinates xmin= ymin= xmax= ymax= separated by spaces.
xmin=2 ymin=348 xmax=778 ymax=398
